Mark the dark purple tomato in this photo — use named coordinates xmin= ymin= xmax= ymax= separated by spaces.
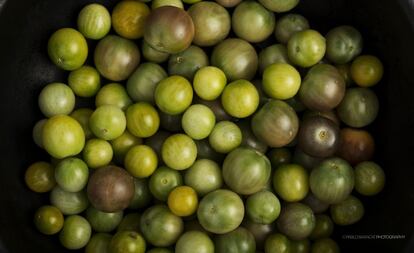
xmin=277 ymin=203 xmax=315 ymax=240
xmin=193 ymin=97 xmax=232 ymax=122
xmin=293 ymin=148 xmax=323 ymax=171
xmin=238 ymin=119 xmax=268 ymax=154
xmin=215 ymin=227 xmax=256 ymax=253
xmin=144 ymin=6 xmax=194 ymax=54
xmin=243 ymin=219 xmax=275 ymax=250
xmin=297 ymin=116 xmax=340 ymax=158
xmin=168 ymin=45 xmax=209 ymax=80
xmin=337 ymin=87 xmax=379 ymax=128
xmin=251 ymin=100 xmax=299 ymax=148
xmin=301 ymin=192 xmax=330 ymax=214
xmin=223 ymin=147 xmax=271 ymax=195
xmin=140 ymin=205 xmax=184 ymax=247
xmin=299 ymin=64 xmax=346 ymax=111
xmin=211 ymin=38 xmax=258 ymax=81
xmin=188 ymin=2 xmax=231 ymax=47
xmin=310 ymin=158 xmax=354 ymax=204
xmin=215 ymin=0 xmax=241 ymax=7
xmin=94 ymin=35 xmax=140 ymax=81
xmin=337 ymin=128 xmax=375 ymax=165
xmin=87 ymin=166 xmax=135 ymax=212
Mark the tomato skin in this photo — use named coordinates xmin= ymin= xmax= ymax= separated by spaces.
xmin=197 ymin=189 xmax=244 ymax=234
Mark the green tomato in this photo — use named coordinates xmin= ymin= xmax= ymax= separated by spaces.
xmin=258 ymin=0 xmax=299 ymax=12
xmin=209 ymin=121 xmax=242 ymax=153
xmin=326 ymin=26 xmax=363 ymax=64
xmin=70 ymin=108 xmax=94 ymax=139
xmin=77 ymin=3 xmax=111 ymax=40
xmin=197 ymin=189 xmax=244 ymax=234
xmin=184 ymin=159 xmax=223 ymax=196
xmin=330 ymin=195 xmax=364 ymax=226
xmin=354 ymin=161 xmax=385 ymax=196
xmin=86 ymin=206 xmax=123 ymax=233
xmin=85 ymin=233 xmax=112 ymax=253
xmin=246 ymin=190 xmax=281 ymax=224
xmin=126 ymin=102 xmax=160 ymax=138
xmin=155 ymin=76 xmax=193 ymax=115
xmin=127 ymin=62 xmax=167 ymax=103
xmin=95 ymin=83 xmax=132 ymax=110
xmin=287 ymin=29 xmax=326 ymax=68
xmin=149 ymin=166 xmax=183 ymax=201
xmin=168 ymin=45 xmax=209 ymax=80
xmin=125 ymin=145 xmax=158 ymax=178
xmin=264 ymin=233 xmax=292 ymax=253
xmin=273 ymin=164 xmax=309 ymax=202
xmin=351 ymin=55 xmax=383 ymax=87
xmin=34 ymin=205 xmax=64 ymax=235
xmin=215 ymin=227 xmax=256 ymax=253
xmin=32 ymin=119 xmax=47 ymax=148
xmin=275 ymin=14 xmax=310 ymax=44
xmin=68 ymin=66 xmax=101 ymax=97
xmin=175 ymin=231 xmax=214 ymax=253
xmin=193 ymin=66 xmax=227 ymax=100
xmin=43 ymin=115 xmax=85 ymax=159
xmin=83 ymin=138 xmax=113 ymax=169
xmin=162 ymin=134 xmax=197 ymax=170
xmin=48 ymin=28 xmax=88 ymax=70
xmin=59 ymin=215 xmax=92 ymax=250
xmin=25 ymin=161 xmax=55 ymax=193
xmin=311 ymin=238 xmax=339 ymax=253
xmin=151 ymin=0 xmax=184 ymax=9
xmin=38 ymin=83 xmax=75 ymax=117
xmin=258 ymin=44 xmax=290 ymax=73
xmin=129 ymin=178 xmax=152 ymax=209
xmin=110 ymin=130 xmax=143 ymax=164
xmin=55 ymin=157 xmax=89 ymax=192
xmin=263 ymin=63 xmax=301 ymax=100
xmin=89 ymin=105 xmax=126 ymax=140
xmin=221 ymin=80 xmax=259 ymax=118
xmin=309 ymin=214 xmax=334 ymax=240
xmin=232 ymin=0 xmax=275 ymax=43
xmin=50 ymin=186 xmax=89 ymax=215
xmin=182 ymin=104 xmax=216 ymax=140
xmin=109 ymin=231 xmax=146 ymax=253
xmin=141 ymin=40 xmax=170 ymax=63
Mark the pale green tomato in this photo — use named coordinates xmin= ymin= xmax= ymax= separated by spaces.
xmin=126 ymin=102 xmax=160 ymax=138
xmin=38 ymin=83 xmax=75 ymax=117
xmin=95 ymin=83 xmax=132 ymax=110
xmin=89 ymin=105 xmax=126 ymax=140
xmin=162 ymin=134 xmax=197 ymax=170
xmin=182 ymin=104 xmax=216 ymax=140
xmin=83 ymin=138 xmax=113 ymax=169
xmin=209 ymin=121 xmax=242 ymax=153
xmin=68 ymin=66 xmax=101 ymax=97
xmin=263 ymin=63 xmax=301 ymax=100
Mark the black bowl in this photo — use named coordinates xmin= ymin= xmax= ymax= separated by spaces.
xmin=0 ymin=0 xmax=413 ymax=252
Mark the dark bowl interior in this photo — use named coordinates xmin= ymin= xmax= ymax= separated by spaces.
xmin=1 ymin=0 xmax=414 ymax=252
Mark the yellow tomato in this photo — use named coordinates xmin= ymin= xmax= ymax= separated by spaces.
xmin=112 ymin=1 xmax=150 ymax=39
xmin=167 ymin=186 xmax=198 ymax=217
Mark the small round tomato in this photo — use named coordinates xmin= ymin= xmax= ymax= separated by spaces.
xmin=193 ymin=66 xmax=227 ymax=101
xmin=351 ymin=55 xmax=383 ymax=87
xmin=209 ymin=121 xmax=242 ymax=154
xmin=89 ymin=105 xmax=126 ymax=140
xmin=83 ymin=139 xmax=113 ymax=169
xmin=287 ymin=29 xmax=326 ymax=68
xmin=55 ymin=157 xmax=89 ymax=192
xmin=38 ymin=83 xmax=75 ymax=117
xmin=77 ymin=3 xmax=111 ymax=40
xmin=25 ymin=161 xmax=55 ymax=193
xmin=162 ymin=134 xmax=197 ymax=170
xmin=155 ymin=76 xmax=193 ymax=115
xmin=34 ymin=205 xmax=64 ymax=235
xmin=110 ymin=130 xmax=143 ymax=164
xmin=95 ymin=83 xmax=132 ymax=110
xmin=48 ymin=28 xmax=88 ymax=71
xmin=263 ymin=63 xmax=301 ymax=100
xmin=221 ymin=80 xmax=259 ymax=118
xmin=181 ymin=104 xmax=216 ymax=140
xmin=168 ymin=186 xmax=198 ymax=217
xmin=126 ymin=102 xmax=160 ymax=138
xmin=112 ymin=1 xmax=150 ymax=39
xmin=354 ymin=161 xmax=385 ymax=196
xmin=125 ymin=145 xmax=158 ymax=178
